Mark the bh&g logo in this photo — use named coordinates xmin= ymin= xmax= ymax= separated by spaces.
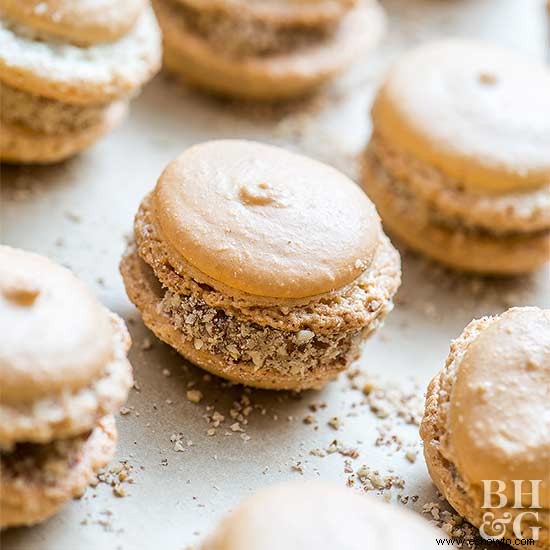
xmin=480 ymin=480 xmax=542 ymax=541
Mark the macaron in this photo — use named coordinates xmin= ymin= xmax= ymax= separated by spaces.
xmin=153 ymin=0 xmax=385 ymax=100
xmin=0 ymin=246 xmax=133 ymax=528
xmin=201 ymin=481 xmax=440 ymax=549
xmin=421 ymin=307 xmax=549 ymax=548
xmin=0 ymin=0 xmax=162 ymax=164
xmin=1 ymin=416 xmax=117 ymax=529
xmin=362 ymin=39 xmax=550 ymax=275
xmin=121 ymin=140 xmax=401 ymax=390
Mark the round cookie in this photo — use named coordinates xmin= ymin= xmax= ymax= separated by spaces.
xmin=371 ymin=39 xmax=550 ymax=193
xmin=0 ymin=5 xmax=161 ymax=105
xmin=1 ymin=415 xmax=116 ymax=529
xmin=121 ymin=140 xmax=401 ymax=390
xmin=363 ymin=39 xmax=550 ymax=274
xmin=0 ymin=1 xmax=161 ymax=163
xmin=156 ymin=0 xmax=385 ymax=101
xmin=421 ymin=307 xmax=550 ymax=549
xmin=0 ymin=246 xmax=133 ymax=450
xmin=0 ymin=0 xmax=147 ymax=46
xmin=153 ymin=140 xmax=380 ymax=299
xmin=201 ymin=481 xmax=440 ymax=549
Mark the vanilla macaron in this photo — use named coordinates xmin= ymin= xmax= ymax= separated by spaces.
xmin=121 ymin=140 xmax=400 ymax=390
xmin=201 ymin=481 xmax=440 ymax=549
xmin=362 ymin=40 xmax=550 ymax=274
xmin=421 ymin=307 xmax=549 ymax=548
xmin=153 ymin=0 xmax=385 ymax=100
xmin=0 ymin=246 xmax=133 ymax=528
xmin=0 ymin=0 xmax=161 ymax=164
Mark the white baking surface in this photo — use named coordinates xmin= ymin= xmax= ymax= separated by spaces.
xmin=1 ymin=1 xmax=549 ymax=549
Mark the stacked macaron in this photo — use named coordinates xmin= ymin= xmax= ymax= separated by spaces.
xmin=0 ymin=0 xmax=162 ymax=163
xmin=153 ymin=0 xmax=385 ymax=100
xmin=121 ymin=140 xmax=401 ymax=390
xmin=0 ymin=246 xmax=133 ymax=528
xmin=363 ymin=40 xmax=550 ymax=274
xmin=421 ymin=307 xmax=549 ymax=548
xmin=202 ymin=481 xmax=439 ymax=549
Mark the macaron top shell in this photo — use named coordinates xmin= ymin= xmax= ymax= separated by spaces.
xmin=372 ymin=39 xmax=550 ymax=193
xmin=152 ymin=140 xmax=381 ymax=299
xmin=0 ymin=0 xmax=147 ymax=45
xmin=202 ymin=481 xmax=439 ymax=550
xmin=0 ymin=246 xmax=114 ymax=404
xmin=447 ymin=307 xmax=550 ymax=508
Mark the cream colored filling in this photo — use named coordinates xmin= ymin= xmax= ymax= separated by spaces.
xmin=367 ymin=147 xmax=550 ymax=240
xmin=369 ymin=133 xmax=550 ymax=235
xmin=1 ymin=81 xmax=108 ymax=134
xmin=159 ymin=0 xmax=340 ymax=57
xmin=1 ymin=430 xmax=90 ymax=483
xmin=157 ymin=266 xmax=386 ymax=378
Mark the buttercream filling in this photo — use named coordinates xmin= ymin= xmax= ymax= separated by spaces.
xmin=157 ymin=0 xmax=341 ymax=57
xmin=136 ymin=252 xmax=390 ymax=379
xmin=366 ymin=147 xmax=550 ymax=240
xmin=161 ymin=286 xmax=364 ymax=378
xmin=1 ymin=430 xmax=91 ymax=483
xmin=1 ymin=81 xmax=108 ymax=134
xmin=368 ymin=133 xmax=550 ymax=235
